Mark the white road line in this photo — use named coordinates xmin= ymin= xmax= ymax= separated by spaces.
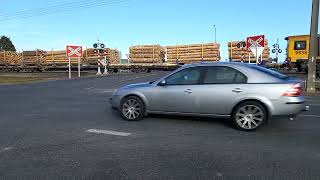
xmin=119 ymin=74 xmax=157 ymax=82
xmin=298 ymin=114 xmax=320 ymax=118
xmin=307 ymin=104 xmax=320 ymax=106
xmin=103 ymin=90 xmax=114 ymax=93
xmin=23 ymin=114 xmax=38 ymax=117
xmin=0 ymin=147 xmax=14 ymax=152
xmin=86 ymin=88 xmax=115 ymax=94
xmin=86 ymin=129 xmax=131 ymax=137
xmin=306 ymin=99 xmax=320 ymax=102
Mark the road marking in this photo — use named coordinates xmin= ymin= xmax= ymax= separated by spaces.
xmin=0 ymin=147 xmax=14 ymax=152
xmin=298 ymin=114 xmax=320 ymax=118
xmin=306 ymin=99 xmax=320 ymax=103
xmin=103 ymin=90 xmax=115 ymax=93
xmin=86 ymin=129 xmax=131 ymax=137
xmin=119 ymin=74 xmax=157 ymax=82
xmin=86 ymin=73 xmax=157 ymax=93
xmin=307 ymin=104 xmax=320 ymax=106
xmin=216 ymin=173 xmax=223 ymax=177
xmin=86 ymin=88 xmax=115 ymax=94
xmin=23 ymin=114 xmax=38 ymax=117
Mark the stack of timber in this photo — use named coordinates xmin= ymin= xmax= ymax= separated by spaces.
xmin=105 ymin=48 xmax=121 ymax=64
xmin=21 ymin=50 xmax=46 ymax=66
xmin=166 ymin=43 xmax=221 ymax=64
xmin=44 ymin=50 xmax=81 ymax=66
xmin=129 ymin=45 xmax=165 ymax=64
xmin=82 ymin=48 xmax=96 ymax=65
xmin=83 ymin=48 xmax=121 ymax=65
xmin=0 ymin=51 xmax=21 ymax=66
xmin=228 ymin=40 xmax=270 ymax=62
xmin=0 ymin=52 xmax=4 ymax=66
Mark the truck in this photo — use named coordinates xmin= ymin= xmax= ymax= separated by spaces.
xmin=285 ymin=35 xmax=320 ymax=72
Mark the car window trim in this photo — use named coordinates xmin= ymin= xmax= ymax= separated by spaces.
xmin=163 ymin=66 xmax=206 ymax=86
xmin=201 ymin=66 xmax=248 ymax=85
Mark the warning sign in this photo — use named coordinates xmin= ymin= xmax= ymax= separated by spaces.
xmin=66 ymin=45 xmax=83 ymax=58
xmin=246 ymin=35 xmax=265 ymax=64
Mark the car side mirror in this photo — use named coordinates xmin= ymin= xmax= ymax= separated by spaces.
xmin=158 ymin=80 xmax=167 ymax=86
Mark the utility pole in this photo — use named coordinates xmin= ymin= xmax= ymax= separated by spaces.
xmin=307 ymin=0 xmax=319 ymax=92
xmin=213 ymin=25 xmax=217 ymax=43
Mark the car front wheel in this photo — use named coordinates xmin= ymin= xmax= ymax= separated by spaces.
xmin=232 ymin=101 xmax=267 ymax=131
xmin=121 ymin=96 xmax=144 ymax=121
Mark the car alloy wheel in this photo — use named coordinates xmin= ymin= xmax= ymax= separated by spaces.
xmin=233 ymin=102 xmax=266 ymax=131
xmin=121 ymin=96 xmax=144 ymax=121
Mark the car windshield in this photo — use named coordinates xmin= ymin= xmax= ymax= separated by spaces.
xmin=249 ymin=65 xmax=289 ymax=79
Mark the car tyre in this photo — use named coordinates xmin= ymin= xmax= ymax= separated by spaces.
xmin=120 ymin=96 xmax=145 ymax=121
xmin=232 ymin=101 xmax=267 ymax=131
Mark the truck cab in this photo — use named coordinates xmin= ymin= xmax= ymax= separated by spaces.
xmin=285 ymin=35 xmax=320 ymax=72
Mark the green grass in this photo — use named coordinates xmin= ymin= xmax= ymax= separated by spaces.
xmin=0 ymin=76 xmax=50 ymax=84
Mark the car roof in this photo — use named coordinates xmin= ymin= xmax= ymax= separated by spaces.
xmin=181 ymin=62 xmax=253 ymax=68
xmin=180 ymin=62 xmax=252 ymax=74
xmin=179 ymin=62 xmax=284 ymax=83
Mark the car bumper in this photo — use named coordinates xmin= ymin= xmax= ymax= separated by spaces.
xmin=109 ymin=95 xmax=121 ymax=110
xmin=271 ymin=96 xmax=307 ymax=116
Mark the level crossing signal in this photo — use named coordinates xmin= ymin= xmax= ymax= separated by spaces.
xmin=93 ymin=43 xmax=105 ymax=54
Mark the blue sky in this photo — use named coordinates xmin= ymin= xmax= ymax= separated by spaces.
xmin=0 ymin=0 xmax=315 ymax=62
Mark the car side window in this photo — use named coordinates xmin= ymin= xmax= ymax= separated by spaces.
xmin=165 ymin=67 xmax=203 ymax=85
xmin=203 ymin=66 xmax=247 ymax=84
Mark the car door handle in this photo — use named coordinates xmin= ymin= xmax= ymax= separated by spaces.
xmin=232 ymin=88 xmax=243 ymax=93
xmin=184 ymin=89 xmax=193 ymax=94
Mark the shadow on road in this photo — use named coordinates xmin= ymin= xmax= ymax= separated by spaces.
xmin=147 ymin=114 xmax=235 ymax=129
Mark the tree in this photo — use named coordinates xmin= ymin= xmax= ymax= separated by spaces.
xmin=0 ymin=36 xmax=16 ymax=51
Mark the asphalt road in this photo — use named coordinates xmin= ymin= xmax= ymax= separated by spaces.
xmin=0 ymin=71 xmax=320 ymax=180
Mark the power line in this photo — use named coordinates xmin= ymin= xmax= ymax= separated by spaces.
xmin=0 ymin=0 xmax=131 ymax=22
xmin=0 ymin=0 xmax=111 ymax=17
xmin=0 ymin=0 xmax=129 ymax=20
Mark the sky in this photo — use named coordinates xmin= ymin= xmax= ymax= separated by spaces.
xmin=0 ymin=0 xmax=316 ymax=62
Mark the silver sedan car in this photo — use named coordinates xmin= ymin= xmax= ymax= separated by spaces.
xmin=110 ymin=62 xmax=306 ymax=131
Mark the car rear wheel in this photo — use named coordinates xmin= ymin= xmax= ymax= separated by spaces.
xmin=232 ymin=101 xmax=267 ymax=131
xmin=121 ymin=96 xmax=144 ymax=121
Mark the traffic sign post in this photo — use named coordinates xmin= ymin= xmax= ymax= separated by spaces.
xmin=246 ymin=35 xmax=265 ymax=64
xmin=66 ymin=45 xmax=83 ymax=79
xmin=248 ymin=49 xmax=251 ymax=64
xmin=78 ymin=58 xmax=81 ymax=78
xmin=68 ymin=57 xmax=71 ymax=79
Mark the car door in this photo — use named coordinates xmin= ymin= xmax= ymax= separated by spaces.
xmin=194 ymin=66 xmax=248 ymax=115
xmin=148 ymin=66 xmax=205 ymax=113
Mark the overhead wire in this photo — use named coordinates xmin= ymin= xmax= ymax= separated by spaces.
xmin=0 ymin=0 xmax=131 ymax=21
xmin=0 ymin=0 xmax=120 ymax=18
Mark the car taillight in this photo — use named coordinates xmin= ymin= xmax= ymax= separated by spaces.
xmin=282 ymin=83 xmax=302 ymax=97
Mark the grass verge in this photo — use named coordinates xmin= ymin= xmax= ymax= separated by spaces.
xmin=0 ymin=76 xmax=52 ymax=85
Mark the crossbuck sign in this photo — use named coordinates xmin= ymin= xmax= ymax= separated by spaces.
xmin=66 ymin=45 xmax=83 ymax=58
xmin=66 ymin=45 xmax=83 ymax=79
xmin=247 ymin=35 xmax=265 ymax=48
xmin=246 ymin=35 xmax=265 ymax=64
